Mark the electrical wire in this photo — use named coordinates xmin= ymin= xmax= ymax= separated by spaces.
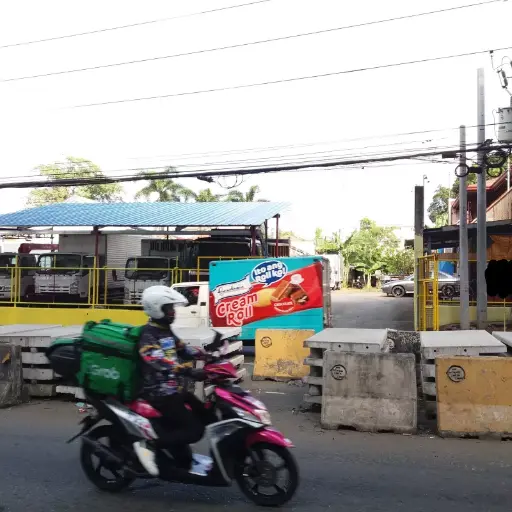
xmin=71 ymin=46 xmax=512 ymax=108
xmin=0 ymin=140 xmax=466 ymax=182
xmin=1 ymin=143 xmax=508 ymax=190
xmin=0 ymin=0 xmax=501 ymax=83
xmin=0 ymin=0 xmax=273 ymax=50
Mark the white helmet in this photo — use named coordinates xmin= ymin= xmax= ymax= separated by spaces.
xmin=141 ymin=285 xmax=188 ymax=320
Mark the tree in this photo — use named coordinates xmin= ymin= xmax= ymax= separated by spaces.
xmin=195 ymin=188 xmax=222 ymax=202
xmin=342 ymin=218 xmax=399 ymax=286
xmin=384 ymin=248 xmax=415 ymax=276
xmin=427 ymin=185 xmax=450 ymax=227
xmin=134 ymin=169 xmax=196 ymax=202
xmin=315 ymin=228 xmax=342 ymax=254
xmin=225 ymin=185 xmax=266 ymax=202
xmin=26 ymin=157 xmax=123 ymax=206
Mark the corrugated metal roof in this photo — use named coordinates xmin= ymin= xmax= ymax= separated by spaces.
xmin=0 ymin=201 xmax=290 ymax=228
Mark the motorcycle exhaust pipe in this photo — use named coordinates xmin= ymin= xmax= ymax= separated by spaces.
xmin=82 ymin=436 xmax=125 ymax=466
xmin=81 ymin=437 xmax=148 ymax=478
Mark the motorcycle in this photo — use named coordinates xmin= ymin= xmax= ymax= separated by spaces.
xmin=67 ymin=334 xmax=299 ymax=507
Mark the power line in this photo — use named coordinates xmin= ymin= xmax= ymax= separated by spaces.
xmin=0 ymin=0 xmax=501 ymax=83
xmin=71 ymin=46 xmax=511 ymax=108
xmin=0 ymin=0 xmax=273 ymax=50
xmin=2 ymin=143 xmax=508 ymax=190
xmin=0 ymin=141 xmax=466 ymax=183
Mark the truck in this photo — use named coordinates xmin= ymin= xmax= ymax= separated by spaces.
xmin=180 ymin=236 xmax=263 ymax=282
xmin=322 ymin=253 xmax=343 ymax=290
xmin=0 ymin=253 xmax=38 ymax=301
xmin=171 ymin=256 xmax=332 ymax=341
xmin=34 ymin=234 xmax=143 ymax=303
xmin=123 ymin=239 xmax=182 ymax=305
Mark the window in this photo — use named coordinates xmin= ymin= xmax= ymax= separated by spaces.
xmin=175 ymin=285 xmax=200 ymax=306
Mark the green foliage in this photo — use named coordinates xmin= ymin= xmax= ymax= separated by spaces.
xmin=315 ymin=228 xmax=342 ymax=254
xmin=134 ymin=169 xmax=196 ymax=202
xmin=195 ymin=188 xmax=222 ymax=202
xmin=427 ymin=185 xmax=450 ymax=227
xmin=342 ymin=218 xmax=399 ymax=278
xmin=224 ymin=185 xmax=265 ymax=202
xmin=26 ymin=157 xmax=123 ymax=206
xmin=384 ymin=248 xmax=415 ymax=275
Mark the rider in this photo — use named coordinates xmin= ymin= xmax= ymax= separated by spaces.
xmin=133 ymin=285 xmax=209 ymax=477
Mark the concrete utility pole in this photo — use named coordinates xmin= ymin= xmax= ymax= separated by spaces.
xmin=476 ymin=68 xmax=488 ymax=329
xmin=413 ymin=185 xmax=424 ymax=331
xmin=459 ymin=125 xmax=470 ymax=330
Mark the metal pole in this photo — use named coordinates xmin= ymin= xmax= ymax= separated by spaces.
xmin=459 ymin=125 xmax=470 ymax=330
xmin=476 ymin=68 xmax=487 ymax=328
xmin=275 ymin=214 xmax=280 ymax=257
xmin=413 ymin=186 xmax=424 ymax=331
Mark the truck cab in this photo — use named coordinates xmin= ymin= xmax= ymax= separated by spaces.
xmin=171 ymin=281 xmax=210 ymax=327
xmin=0 ymin=253 xmax=37 ymax=301
xmin=124 ymin=256 xmax=178 ymax=305
xmin=34 ymin=253 xmax=102 ymax=301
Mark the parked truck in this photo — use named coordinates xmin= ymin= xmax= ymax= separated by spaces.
xmin=123 ymin=239 xmax=182 ymax=305
xmin=34 ymin=234 xmax=143 ymax=303
xmin=0 ymin=253 xmax=38 ymax=300
xmin=322 ymin=253 xmax=342 ymax=290
xmin=171 ymin=256 xmax=332 ymax=341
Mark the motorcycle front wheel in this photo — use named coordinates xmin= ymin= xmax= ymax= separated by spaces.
xmin=235 ymin=442 xmax=299 ymax=507
xmin=80 ymin=424 xmax=135 ymax=492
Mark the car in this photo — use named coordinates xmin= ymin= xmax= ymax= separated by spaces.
xmin=381 ymin=271 xmax=460 ymax=298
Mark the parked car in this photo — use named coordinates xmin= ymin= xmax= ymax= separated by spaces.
xmin=381 ymin=271 xmax=460 ymax=298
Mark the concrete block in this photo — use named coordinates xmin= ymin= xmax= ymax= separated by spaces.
xmin=305 ymin=328 xmax=389 ymax=353
xmin=492 ymin=331 xmax=512 ymax=349
xmin=254 ymin=329 xmax=315 ymax=380
xmin=0 ymin=324 xmax=61 ymax=335
xmin=436 ymin=356 xmax=512 ymax=436
xmin=0 ymin=344 xmax=25 ymax=407
xmin=420 ymin=330 xmax=506 ymax=359
xmin=321 ymin=351 xmax=417 ymax=433
xmin=0 ymin=326 xmax=82 ymax=348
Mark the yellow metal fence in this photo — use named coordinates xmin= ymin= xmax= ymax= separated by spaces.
xmin=0 ymin=264 xmax=207 ymax=309
xmin=417 ymin=254 xmax=512 ymax=330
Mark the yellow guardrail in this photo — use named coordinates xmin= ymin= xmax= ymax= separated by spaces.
xmin=195 ymin=255 xmax=261 ymax=280
xmin=417 ymin=255 xmax=512 ymax=331
xmin=0 ymin=264 xmax=206 ymax=309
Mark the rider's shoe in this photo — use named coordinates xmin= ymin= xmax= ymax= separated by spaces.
xmin=133 ymin=440 xmax=159 ymax=476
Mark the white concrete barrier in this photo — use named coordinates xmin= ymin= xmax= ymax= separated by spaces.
xmin=321 ymin=351 xmax=417 ymax=433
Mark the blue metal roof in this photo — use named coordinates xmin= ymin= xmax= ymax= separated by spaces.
xmin=0 ymin=202 xmax=290 ymax=228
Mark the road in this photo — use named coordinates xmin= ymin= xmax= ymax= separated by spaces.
xmin=331 ymin=290 xmax=414 ymax=330
xmin=2 ymin=378 xmax=512 ymax=512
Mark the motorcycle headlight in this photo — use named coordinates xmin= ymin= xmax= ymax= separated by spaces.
xmin=254 ymin=409 xmax=272 ymax=426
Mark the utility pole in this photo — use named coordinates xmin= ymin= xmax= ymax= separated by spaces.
xmin=476 ymin=68 xmax=488 ymax=328
xmin=413 ymin=186 xmax=424 ymax=331
xmin=459 ymin=125 xmax=470 ymax=330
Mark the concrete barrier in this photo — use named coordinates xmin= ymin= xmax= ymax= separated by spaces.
xmin=303 ymin=328 xmax=389 ymax=405
xmin=321 ymin=351 xmax=417 ymax=433
xmin=436 ymin=355 xmax=512 ymax=437
xmin=253 ymin=329 xmax=315 ymax=381
xmin=0 ymin=344 xmax=25 ymax=407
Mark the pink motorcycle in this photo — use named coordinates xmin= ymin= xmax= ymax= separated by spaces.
xmin=69 ymin=339 xmax=299 ymax=507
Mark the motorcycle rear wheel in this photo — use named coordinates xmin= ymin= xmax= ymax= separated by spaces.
xmin=80 ymin=424 xmax=135 ymax=492
xmin=235 ymin=442 xmax=299 ymax=507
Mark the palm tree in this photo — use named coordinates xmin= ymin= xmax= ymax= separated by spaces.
xmin=195 ymin=188 xmax=222 ymax=202
xmin=135 ymin=170 xmax=196 ymax=202
xmin=225 ymin=185 xmax=266 ymax=202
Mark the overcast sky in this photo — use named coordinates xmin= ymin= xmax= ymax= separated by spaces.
xmin=0 ymin=0 xmax=510 ymax=239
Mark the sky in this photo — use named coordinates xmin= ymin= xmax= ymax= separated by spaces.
xmin=0 ymin=0 xmax=510 ymax=241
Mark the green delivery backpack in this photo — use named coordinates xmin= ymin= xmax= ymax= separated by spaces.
xmin=77 ymin=319 xmax=144 ymax=401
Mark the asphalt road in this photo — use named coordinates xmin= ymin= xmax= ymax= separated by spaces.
xmin=2 ymin=378 xmax=512 ymax=512
xmin=332 ymin=291 xmax=414 ymax=330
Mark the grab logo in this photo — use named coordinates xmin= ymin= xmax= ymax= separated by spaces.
xmin=89 ymin=365 xmax=120 ymax=381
